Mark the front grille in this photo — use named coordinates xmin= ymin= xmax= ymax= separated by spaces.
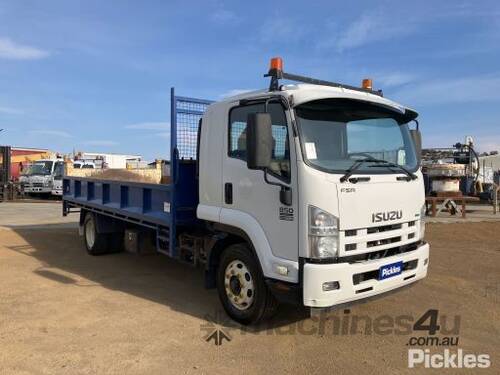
xmin=341 ymin=220 xmax=420 ymax=257
xmin=345 ymin=243 xmax=357 ymax=251
xmin=367 ymin=223 xmax=402 ymax=234
xmin=367 ymin=235 xmax=401 ymax=248
xmin=33 ymin=183 xmax=44 ymax=187
xmin=353 ymin=259 xmax=419 ymax=285
xmin=336 ymin=241 xmax=421 ymax=263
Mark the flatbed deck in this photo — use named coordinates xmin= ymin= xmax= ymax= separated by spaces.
xmin=63 ymin=90 xmax=213 ymax=257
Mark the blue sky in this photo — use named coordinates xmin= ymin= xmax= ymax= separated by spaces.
xmin=0 ymin=0 xmax=499 ymax=160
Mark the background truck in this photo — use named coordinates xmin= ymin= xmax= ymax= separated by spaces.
xmin=22 ymin=158 xmax=64 ymax=195
xmin=75 ymin=152 xmax=142 ymax=169
xmin=53 ymin=161 xmax=99 ymax=197
xmin=63 ymin=58 xmax=429 ymax=324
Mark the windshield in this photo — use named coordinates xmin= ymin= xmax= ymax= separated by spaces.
xmin=30 ymin=161 xmax=54 ymax=175
xmin=295 ymin=98 xmax=418 ymax=174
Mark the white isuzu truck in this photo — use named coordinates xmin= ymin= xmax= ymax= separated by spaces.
xmin=63 ymin=58 xmax=429 ymax=324
xmin=22 ymin=158 xmax=63 ymax=195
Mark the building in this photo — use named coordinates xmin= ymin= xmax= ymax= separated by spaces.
xmin=10 ymin=147 xmax=54 ymax=181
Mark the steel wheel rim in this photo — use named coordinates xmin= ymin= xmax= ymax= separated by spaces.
xmin=224 ymin=259 xmax=255 ymax=311
xmin=85 ymin=219 xmax=96 ymax=248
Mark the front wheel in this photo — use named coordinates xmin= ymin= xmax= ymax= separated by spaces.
xmin=217 ymin=243 xmax=278 ymax=325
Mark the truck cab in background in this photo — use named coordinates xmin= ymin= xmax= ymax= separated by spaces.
xmin=22 ymin=158 xmax=63 ymax=195
xmin=73 ymin=160 xmax=96 ymax=169
xmin=51 ymin=160 xmax=66 ymax=196
xmin=52 ymin=161 xmax=96 ymax=196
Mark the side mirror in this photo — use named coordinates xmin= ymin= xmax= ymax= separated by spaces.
xmin=410 ymin=129 xmax=422 ymax=163
xmin=246 ymin=112 xmax=273 ymax=170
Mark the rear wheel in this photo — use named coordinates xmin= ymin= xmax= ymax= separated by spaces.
xmin=217 ymin=243 xmax=278 ymax=325
xmin=83 ymin=213 xmax=109 ymax=255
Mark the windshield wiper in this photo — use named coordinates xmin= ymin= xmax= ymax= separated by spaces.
xmin=368 ymin=160 xmax=417 ymax=180
xmin=340 ymin=157 xmax=385 ymax=183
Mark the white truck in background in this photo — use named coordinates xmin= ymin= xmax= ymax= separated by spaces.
xmin=75 ymin=153 xmax=141 ymax=169
xmin=21 ymin=158 xmax=64 ymax=195
xmin=52 ymin=161 xmax=97 ymax=196
xmin=63 ymin=58 xmax=429 ymax=324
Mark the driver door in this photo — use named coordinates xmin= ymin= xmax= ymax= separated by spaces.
xmin=222 ymin=101 xmax=298 ymax=262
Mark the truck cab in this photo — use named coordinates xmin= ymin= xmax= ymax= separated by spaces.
xmin=22 ymin=158 xmax=63 ymax=195
xmin=51 ymin=160 xmax=66 ymax=196
xmin=197 ymin=59 xmax=428 ymax=319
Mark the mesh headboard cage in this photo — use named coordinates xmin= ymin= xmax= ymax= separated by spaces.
xmin=170 ymin=88 xmax=213 ymax=161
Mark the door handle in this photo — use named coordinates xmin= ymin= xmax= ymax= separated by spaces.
xmin=224 ymin=183 xmax=233 ymax=204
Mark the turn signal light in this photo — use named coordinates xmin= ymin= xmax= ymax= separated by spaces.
xmin=362 ymin=78 xmax=373 ymax=90
xmin=270 ymin=57 xmax=283 ymax=71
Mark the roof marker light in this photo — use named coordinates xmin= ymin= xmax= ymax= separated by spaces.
xmin=362 ymin=78 xmax=373 ymax=90
xmin=270 ymin=57 xmax=283 ymax=72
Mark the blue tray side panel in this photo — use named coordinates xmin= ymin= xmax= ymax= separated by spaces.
xmin=63 ymin=178 xmax=173 ymax=225
xmin=63 ymin=89 xmax=213 ymax=258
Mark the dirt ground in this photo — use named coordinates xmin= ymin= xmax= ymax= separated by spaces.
xmin=0 ymin=203 xmax=498 ymax=374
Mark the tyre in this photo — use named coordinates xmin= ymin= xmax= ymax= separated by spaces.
xmin=83 ymin=213 xmax=109 ymax=255
xmin=217 ymin=243 xmax=278 ymax=325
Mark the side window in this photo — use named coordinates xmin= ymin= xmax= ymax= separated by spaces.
xmin=228 ymin=102 xmax=290 ymax=180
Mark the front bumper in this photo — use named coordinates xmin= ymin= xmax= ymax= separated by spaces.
xmin=24 ymin=186 xmax=52 ymax=193
xmin=51 ymin=189 xmax=63 ymax=196
xmin=303 ymin=242 xmax=429 ymax=307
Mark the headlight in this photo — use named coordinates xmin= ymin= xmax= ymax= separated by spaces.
xmin=420 ymin=204 xmax=426 ymax=239
xmin=308 ymin=206 xmax=339 ymax=259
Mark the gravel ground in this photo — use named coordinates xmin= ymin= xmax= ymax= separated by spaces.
xmin=0 ymin=202 xmax=498 ymax=374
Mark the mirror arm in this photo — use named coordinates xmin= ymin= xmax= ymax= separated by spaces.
xmin=263 ymin=168 xmax=284 ymax=188
xmin=412 ymin=119 xmax=419 ymax=131
xmin=263 ymin=168 xmax=292 ymax=206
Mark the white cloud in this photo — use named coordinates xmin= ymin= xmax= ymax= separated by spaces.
xmin=335 ymin=12 xmax=415 ymax=52
xmin=376 ymin=73 xmax=416 ymax=88
xmin=210 ymin=8 xmax=239 ymax=24
xmin=392 ymin=76 xmax=500 ymax=106
xmin=29 ymin=130 xmax=72 ymax=138
xmin=84 ymin=140 xmax=118 ymax=147
xmin=0 ymin=106 xmax=24 ymax=115
xmin=157 ymin=132 xmax=170 ymax=139
xmin=259 ymin=17 xmax=307 ymax=43
xmin=324 ymin=4 xmax=500 ymax=53
xmin=125 ymin=122 xmax=169 ymax=130
xmin=219 ymin=89 xmax=254 ymax=99
xmin=0 ymin=37 xmax=50 ymax=60
xmin=473 ymin=136 xmax=500 ymax=153
xmin=336 ymin=14 xmax=378 ymax=51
